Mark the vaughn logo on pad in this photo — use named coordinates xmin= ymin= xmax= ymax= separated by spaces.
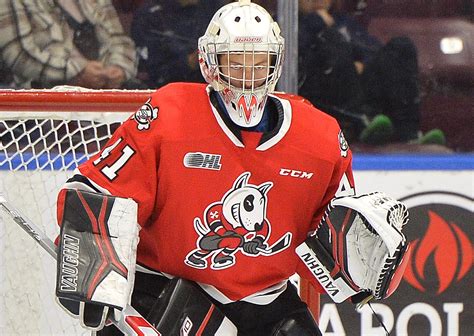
xmin=59 ymin=233 xmax=80 ymax=292
xmin=296 ymin=242 xmax=358 ymax=303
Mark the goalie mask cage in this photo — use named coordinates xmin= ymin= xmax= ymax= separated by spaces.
xmin=0 ymin=87 xmax=319 ymax=335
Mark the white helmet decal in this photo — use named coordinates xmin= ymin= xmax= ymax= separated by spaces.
xmin=198 ymin=0 xmax=284 ymax=127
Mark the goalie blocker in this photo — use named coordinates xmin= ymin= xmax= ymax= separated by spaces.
xmin=296 ymin=192 xmax=412 ymax=304
xmin=56 ymin=189 xmax=139 ymax=330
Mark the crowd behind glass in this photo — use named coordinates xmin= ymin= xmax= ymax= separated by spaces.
xmin=0 ymin=0 xmax=472 ymax=151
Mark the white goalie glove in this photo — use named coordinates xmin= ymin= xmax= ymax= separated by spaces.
xmin=56 ymin=189 xmax=139 ymax=330
xmin=296 ymin=192 xmax=412 ymax=304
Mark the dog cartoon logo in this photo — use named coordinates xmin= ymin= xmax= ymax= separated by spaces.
xmin=132 ymin=98 xmax=158 ymax=130
xmin=185 ymin=172 xmax=292 ymax=270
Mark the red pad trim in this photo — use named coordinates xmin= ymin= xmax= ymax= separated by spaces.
xmin=75 ymin=190 xmax=128 ymax=299
xmin=385 ymin=243 xmax=413 ymax=298
xmin=196 ymin=304 xmax=216 ymax=336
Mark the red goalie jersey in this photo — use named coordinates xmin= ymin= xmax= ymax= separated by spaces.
xmin=75 ymin=83 xmax=355 ymax=304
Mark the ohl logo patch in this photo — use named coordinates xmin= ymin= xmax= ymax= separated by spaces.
xmin=400 ymin=192 xmax=472 ymax=295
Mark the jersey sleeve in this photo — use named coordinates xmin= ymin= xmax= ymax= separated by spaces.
xmin=296 ymin=128 xmax=356 ymax=293
xmin=75 ymin=95 xmax=162 ymax=227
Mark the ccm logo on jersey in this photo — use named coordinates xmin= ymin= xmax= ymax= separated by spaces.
xmin=184 ymin=152 xmax=222 ymax=170
xmin=279 ymin=168 xmax=314 ymax=179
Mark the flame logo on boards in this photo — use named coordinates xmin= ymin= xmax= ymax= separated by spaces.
xmin=403 ymin=211 xmax=472 ymax=294
xmin=401 ymin=192 xmax=473 ymax=296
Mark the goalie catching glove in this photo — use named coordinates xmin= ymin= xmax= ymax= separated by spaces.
xmin=296 ymin=192 xmax=411 ymax=304
xmin=56 ymin=189 xmax=139 ymax=330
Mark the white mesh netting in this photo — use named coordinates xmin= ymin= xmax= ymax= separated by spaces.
xmin=0 ymin=114 xmax=124 ymax=335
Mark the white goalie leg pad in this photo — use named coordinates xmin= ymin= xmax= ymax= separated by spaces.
xmin=91 ymin=196 xmax=140 ymax=308
xmin=56 ymin=189 xmax=140 ymax=329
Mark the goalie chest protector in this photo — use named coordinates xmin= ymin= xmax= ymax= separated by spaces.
xmin=78 ymin=82 xmax=354 ymax=302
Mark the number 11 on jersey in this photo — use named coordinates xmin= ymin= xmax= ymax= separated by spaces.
xmin=93 ymin=138 xmax=136 ymax=180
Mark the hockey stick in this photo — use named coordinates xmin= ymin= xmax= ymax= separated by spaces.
xmin=257 ymin=232 xmax=292 ymax=255
xmin=195 ymin=218 xmax=292 ymax=256
xmin=0 ymin=194 xmax=162 ymax=336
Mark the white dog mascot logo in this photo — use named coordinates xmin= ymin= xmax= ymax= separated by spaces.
xmin=132 ymin=98 xmax=158 ymax=130
xmin=185 ymin=172 xmax=292 ymax=270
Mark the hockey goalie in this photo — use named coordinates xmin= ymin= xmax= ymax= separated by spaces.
xmin=52 ymin=1 xmax=411 ymax=335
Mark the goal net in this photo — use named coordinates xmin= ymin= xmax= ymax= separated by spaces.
xmin=0 ymin=87 xmax=319 ymax=335
xmin=0 ymin=88 xmax=150 ymax=335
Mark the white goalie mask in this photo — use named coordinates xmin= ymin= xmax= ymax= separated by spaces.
xmin=198 ymin=0 xmax=285 ymax=127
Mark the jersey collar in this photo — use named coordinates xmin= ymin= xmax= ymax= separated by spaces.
xmin=206 ymin=86 xmax=292 ymax=151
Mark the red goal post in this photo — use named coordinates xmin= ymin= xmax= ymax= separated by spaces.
xmin=0 ymin=88 xmax=319 ymax=335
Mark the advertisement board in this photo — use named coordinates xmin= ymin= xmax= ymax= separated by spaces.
xmin=1 ymin=152 xmax=472 ymax=335
xmin=318 ymin=154 xmax=473 ymax=336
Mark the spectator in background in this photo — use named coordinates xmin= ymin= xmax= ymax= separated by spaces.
xmin=112 ymin=0 xmax=145 ymax=14
xmin=298 ymin=0 xmax=445 ymax=146
xmin=131 ymin=0 xmax=229 ymax=88
xmin=0 ymin=0 xmax=142 ymax=89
